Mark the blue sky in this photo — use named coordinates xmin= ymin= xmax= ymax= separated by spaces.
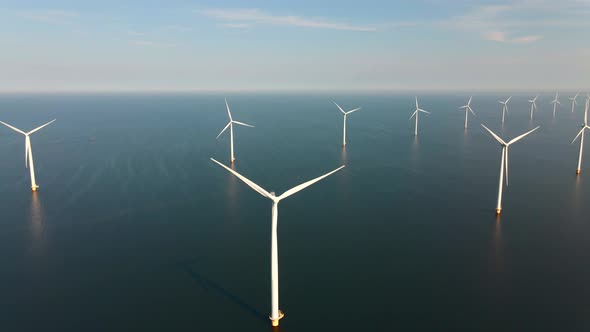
xmin=0 ymin=0 xmax=588 ymax=92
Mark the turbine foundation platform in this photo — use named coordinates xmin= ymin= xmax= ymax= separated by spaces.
xmin=31 ymin=185 xmax=39 ymax=192
xmin=270 ymin=310 xmax=284 ymax=327
xmin=576 ymin=169 xmax=581 ymax=175
xmin=495 ymin=208 xmax=501 ymax=215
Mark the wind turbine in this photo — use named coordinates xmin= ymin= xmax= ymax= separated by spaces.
xmin=570 ymin=92 xmax=579 ymax=113
xmin=216 ymin=99 xmax=254 ymax=163
xmin=333 ymin=101 xmax=361 ymax=147
xmin=210 ymin=158 xmax=344 ymax=327
xmin=550 ymin=92 xmax=560 ymax=117
xmin=481 ymin=124 xmax=540 ymax=214
xmin=572 ymin=98 xmax=590 ymax=175
xmin=528 ymin=95 xmax=539 ymax=120
xmin=0 ymin=119 xmax=56 ymax=191
xmin=498 ymin=96 xmax=512 ymax=124
xmin=409 ymin=97 xmax=431 ymax=136
xmin=459 ymin=96 xmax=476 ymax=129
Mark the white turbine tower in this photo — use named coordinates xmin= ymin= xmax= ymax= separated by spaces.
xmin=216 ymin=99 xmax=254 ymax=163
xmin=572 ymin=98 xmax=590 ymax=175
xmin=528 ymin=95 xmax=539 ymax=120
xmin=570 ymin=93 xmax=579 ymax=113
xmin=498 ymin=96 xmax=512 ymax=124
xmin=210 ymin=158 xmax=344 ymax=327
xmin=0 ymin=119 xmax=56 ymax=191
xmin=481 ymin=124 xmax=540 ymax=214
xmin=550 ymin=92 xmax=560 ymax=117
xmin=333 ymin=101 xmax=361 ymax=147
xmin=459 ymin=96 xmax=476 ymax=129
xmin=409 ymin=97 xmax=431 ymax=136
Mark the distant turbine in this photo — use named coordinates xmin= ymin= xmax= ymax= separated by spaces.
xmin=497 ymin=96 xmax=512 ymax=124
xmin=572 ymin=98 xmax=590 ymax=175
xmin=459 ymin=96 xmax=476 ymax=129
xmin=409 ymin=97 xmax=431 ymax=136
xmin=333 ymin=101 xmax=361 ymax=147
xmin=0 ymin=119 xmax=56 ymax=191
xmin=481 ymin=124 xmax=540 ymax=214
xmin=216 ymin=99 xmax=254 ymax=163
xmin=570 ymin=92 xmax=579 ymax=113
xmin=210 ymin=158 xmax=344 ymax=327
xmin=550 ymin=92 xmax=560 ymax=117
xmin=528 ymin=95 xmax=539 ymax=120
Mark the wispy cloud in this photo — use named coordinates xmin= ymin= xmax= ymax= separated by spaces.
xmin=127 ymin=31 xmax=145 ymax=36
xmin=200 ymin=8 xmax=376 ymax=32
xmin=130 ymin=40 xmax=175 ymax=47
xmin=17 ymin=10 xmax=78 ymax=24
xmin=160 ymin=25 xmax=192 ymax=32
xmin=484 ymin=30 xmax=543 ymax=43
xmin=220 ymin=23 xmax=249 ymax=29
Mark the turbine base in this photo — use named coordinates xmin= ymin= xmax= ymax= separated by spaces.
xmin=269 ymin=310 xmax=284 ymax=327
xmin=576 ymin=169 xmax=581 ymax=175
xmin=495 ymin=208 xmax=502 ymax=215
xmin=31 ymin=185 xmax=39 ymax=192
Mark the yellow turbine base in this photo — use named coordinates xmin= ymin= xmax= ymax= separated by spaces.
xmin=495 ymin=208 xmax=501 ymax=215
xmin=270 ymin=311 xmax=284 ymax=327
xmin=576 ymin=169 xmax=581 ymax=175
xmin=32 ymin=186 xmax=38 ymax=192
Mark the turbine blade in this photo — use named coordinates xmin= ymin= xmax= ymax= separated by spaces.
xmin=506 ymin=96 xmax=512 ymax=103
xmin=418 ymin=109 xmax=431 ymax=114
xmin=572 ymin=128 xmax=585 ymax=144
xmin=25 ymin=139 xmax=29 ymax=168
xmin=409 ymin=110 xmax=417 ymax=120
xmin=277 ymin=165 xmax=345 ymax=201
xmin=507 ymin=126 xmax=540 ymax=145
xmin=468 ymin=106 xmax=476 ymax=116
xmin=216 ymin=122 xmax=231 ymax=139
xmin=27 ymin=119 xmax=56 ymax=135
xmin=468 ymin=96 xmax=472 ymax=106
xmin=232 ymin=121 xmax=254 ymax=128
xmin=225 ymin=98 xmax=233 ymax=121
xmin=505 ymin=146 xmax=509 ymax=186
xmin=346 ymin=107 xmax=361 ymax=115
xmin=0 ymin=120 xmax=26 ymax=135
xmin=415 ymin=97 xmax=419 ymax=110
xmin=210 ymin=158 xmax=273 ymax=199
xmin=333 ymin=101 xmax=346 ymax=114
xmin=481 ymin=124 xmax=507 ymax=145
xmin=459 ymin=106 xmax=468 ymax=109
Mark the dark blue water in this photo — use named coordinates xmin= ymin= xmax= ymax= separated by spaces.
xmin=1 ymin=93 xmax=589 ymax=331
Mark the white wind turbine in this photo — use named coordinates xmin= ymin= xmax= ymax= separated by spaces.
xmin=550 ymin=92 xmax=560 ymax=117
xmin=409 ymin=97 xmax=431 ymax=136
xmin=481 ymin=124 xmax=540 ymax=214
xmin=570 ymin=92 xmax=579 ymax=113
xmin=0 ymin=119 xmax=56 ymax=191
xmin=216 ymin=99 xmax=254 ymax=163
xmin=333 ymin=101 xmax=361 ymax=147
xmin=498 ymin=96 xmax=512 ymax=124
xmin=210 ymin=158 xmax=344 ymax=327
xmin=528 ymin=95 xmax=539 ymax=120
xmin=572 ymin=98 xmax=590 ymax=175
xmin=459 ymin=96 xmax=476 ymax=129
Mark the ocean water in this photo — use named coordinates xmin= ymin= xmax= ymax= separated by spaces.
xmin=0 ymin=93 xmax=589 ymax=331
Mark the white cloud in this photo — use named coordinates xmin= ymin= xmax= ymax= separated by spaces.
xmin=200 ymin=8 xmax=376 ymax=32
xmin=127 ymin=31 xmax=145 ymax=36
xmin=17 ymin=10 xmax=78 ymax=24
xmin=220 ymin=23 xmax=249 ymax=29
xmin=160 ymin=25 xmax=192 ymax=32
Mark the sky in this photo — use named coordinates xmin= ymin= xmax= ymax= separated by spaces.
xmin=0 ymin=0 xmax=588 ymax=92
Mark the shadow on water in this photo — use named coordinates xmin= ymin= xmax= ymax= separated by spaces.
xmin=491 ymin=215 xmax=503 ymax=273
xmin=30 ymin=192 xmax=46 ymax=254
xmin=177 ymin=261 xmax=268 ymax=324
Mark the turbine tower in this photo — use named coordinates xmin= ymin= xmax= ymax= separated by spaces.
xmin=498 ymin=96 xmax=512 ymax=124
xmin=481 ymin=124 xmax=539 ymax=214
xmin=210 ymin=158 xmax=344 ymax=327
xmin=572 ymin=98 xmax=590 ymax=175
xmin=528 ymin=95 xmax=538 ymax=120
xmin=550 ymin=92 xmax=560 ymax=117
xmin=333 ymin=101 xmax=361 ymax=147
xmin=0 ymin=119 xmax=56 ymax=191
xmin=459 ymin=96 xmax=476 ymax=129
xmin=410 ymin=97 xmax=431 ymax=136
xmin=216 ymin=99 xmax=254 ymax=163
